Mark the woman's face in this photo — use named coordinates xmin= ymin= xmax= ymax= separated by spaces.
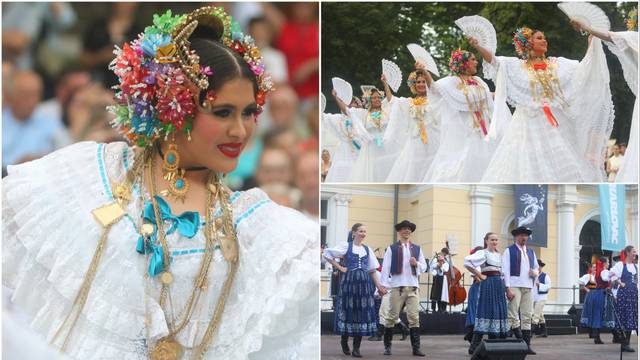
xmin=175 ymin=77 xmax=257 ymax=173
xmin=487 ymin=234 xmax=499 ymax=250
xmin=627 ymin=247 xmax=637 ymax=262
xmin=465 ymin=54 xmax=478 ymax=75
xmin=371 ymin=92 xmax=382 ymax=108
xmin=354 ymin=226 xmax=367 ymax=241
xmin=531 ymin=31 xmax=547 ymax=55
xmin=415 ymin=76 xmax=427 ymax=95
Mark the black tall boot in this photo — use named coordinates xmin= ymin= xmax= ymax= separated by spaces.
xmin=341 ymin=335 xmax=351 ymax=355
xmin=532 ymin=323 xmax=540 ymax=335
xmin=369 ymin=324 xmax=384 ymax=341
xmin=468 ymin=333 xmax=483 ymax=355
xmin=464 ymin=326 xmax=474 ymax=343
xmin=398 ymin=320 xmax=410 ymax=341
xmin=409 ymin=328 xmax=425 ymax=357
xmin=622 ymin=331 xmax=636 ymax=352
xmin=512 ymin=327 xmax=523 ymax=339
xmin=612 ymin=329 xmax=623 ymax=343
xmin=522 ymin=330 xmax=537 ymax=355
xmin=593 ymin=328 xmax=603 ymax=344
xmin=537 ymin=323 xmax=548 ymax=338
xmin=352 ymin=336 xmax=362 ymax=358
xmin=383 ymin=327 xmax=393 ymax=355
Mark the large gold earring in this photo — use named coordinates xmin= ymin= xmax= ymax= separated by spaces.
xmin=161 ymin=143 xmax=189 ymax=202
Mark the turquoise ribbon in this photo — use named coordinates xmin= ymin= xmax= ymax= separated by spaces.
xmin=136 ymin=195 xmax=200 ymax=276
xmin=375 ymin=135 xmax=383 ymax=147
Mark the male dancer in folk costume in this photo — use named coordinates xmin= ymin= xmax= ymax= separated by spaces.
xmin=369 ymin=265 xmax=410 ymax=342
xmin=380 ymin=220 xmax=428 ymax=357
xmin=532 ymin=259 xmax=551 ymax=337
xmin=501 ymin=226 xmax=540 ymax=355
xmin=429 ymin=248 xmax=450 ymax=313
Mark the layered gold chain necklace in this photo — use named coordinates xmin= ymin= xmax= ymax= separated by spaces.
xmin=409 ymin=96 xmax=429 ymax=144
xmin=525 ymin=57 xmax=568 ymax=127
xmin=457 ymin=75 xmax=489 ymax=136
xmin=50 ymin=146 xmax=239 ymax=360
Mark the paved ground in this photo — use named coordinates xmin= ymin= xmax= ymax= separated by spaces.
xmin=321 ymin=334 xmax=638 ymax=360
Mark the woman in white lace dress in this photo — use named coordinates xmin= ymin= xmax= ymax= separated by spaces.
xmin=2 ymin=7 xmax=318 ymax=360
xmin=471 ymin=26 xmax=614 ymax=182
xmin=384 ymin=65 xmax=441 ymax=182
xmin=572 ymin=13 xmax=638 ymax=183
xmin=423 ymin=49 xmax=509 ymax=182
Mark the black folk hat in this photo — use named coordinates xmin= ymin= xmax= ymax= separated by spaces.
xmin=537 ymin=259 xmax=546 ymax=268
xmin=511 ymin=226 xmax=533 ymax=236
xmin=395 ymin=220 xmax=416 ymax=232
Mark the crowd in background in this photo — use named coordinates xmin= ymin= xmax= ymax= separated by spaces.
xmin=606 ymin=142 xmax=627 ymax=182
xmin=2 ymin=2 xmax=319 ymax=220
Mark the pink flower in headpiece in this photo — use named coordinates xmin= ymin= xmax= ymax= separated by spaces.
xmin=250 ymin=63 xmax=264 ymax=76
xmin=200 ymin=66 xmax=213 ymax=76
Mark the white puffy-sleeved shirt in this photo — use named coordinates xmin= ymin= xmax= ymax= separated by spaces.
xmin=2 ymin=141 xmax=319 ymax=360
xmin=533 ymin=272 xmax=552 ymax=302
xmin=379 ymin=242 xmax=428 ymax=288
xmin=323 ymin=241 xmax=380 ymax=272
xmin=609 ymin=262 xmax=638 ymax=281
xmin=429 ymin=257 xmax=450 ymax=276
xmin=463 ymin=249 xmax=502 ymax=274
xmin=501 ymin=244 xmax=539 ymax=289
xmin=577 ymin=273 xmax=596 ymax=287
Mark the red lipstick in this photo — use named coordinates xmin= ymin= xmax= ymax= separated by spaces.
xmin=217 ymin=143 xmax=243 ymax=158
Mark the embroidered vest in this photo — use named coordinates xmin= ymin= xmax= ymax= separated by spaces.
xmin=508 ymin=244 xmax=535 ymax=277
xmin=538 ymin=272 xmax=549 ymax=294
xmin=345 ymin=241 xmax=369 ymax=271
xmin=390 ymin=242 xmax=421 ymax=276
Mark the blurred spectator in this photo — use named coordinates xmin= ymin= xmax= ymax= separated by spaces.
xmin=295 ymin=150 xmax=319 ymax=220
xmin=321 ymin=149 xmax=331 ymax=182
xmin=297 ymin=100 xmax=319 ymax=152
xmin=267 ymin=3 xmax=319 ymax=102
xmin=2 ymin=70 xmax=62 ymax=171
xmin=2 ymin=3 xmax=76 ymax=70
xmin=619 ymin=143 xmax=627 ymax=156
xmin=267 ymin=84 xmax=301 ymax=130
xmin=255 ymin=147 xmax=294 ymax=187
xmin=261 ymin=183 xmax=301 ymax=208
xmin=65 ymin=83 xmax=120 ymax=144
xmin=226 ymin=136 xmax=264 ymax=190
xmin=2 ymin=61 xmax=16 ymax=109
xmin=248 ymin=16 xmax=288 ymax=84
xmin=80 ymin=2 xmax=143 ymax=87
xmin=263 ymin=126 xmax=299 ymax=159
xmin=606 ymin=144 xmax=624 ymax=182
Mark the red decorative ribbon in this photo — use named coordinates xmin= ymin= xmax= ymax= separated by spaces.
xmin=543 ymin=104 xmax=559 ymax=127
xmin=466 ymin=79 xmax=479 ymax=86
xmin=474 ymin=111 xmax=488 ymax=135
xmin=533 ymin=63 xmax=547 ymax=71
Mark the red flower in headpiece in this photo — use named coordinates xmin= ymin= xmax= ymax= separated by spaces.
xmin=231 ymin=41 xmax=246 ymax=54
xmin=256 ymin=90 xmax=267 ymax=106
xmin=156 ymin=84 xmax=195 ymax=130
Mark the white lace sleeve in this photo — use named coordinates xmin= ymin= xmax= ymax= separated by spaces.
xmin=347 ymin=108 xmax=374 ymax=142
xmin=606 ymin=31 xmax=639 ymax=96
xmin=382 ymin=97 xmax=410 ymax=144
xmin=322 ymin=113 xmax=344 ymax=138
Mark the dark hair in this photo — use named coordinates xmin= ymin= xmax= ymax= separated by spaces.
xmin=624 ymin=245 xmax=635 ymax=256
xmin=189 ymin=24 xmax=258 ymax=103
xmin=599 ymin=256 xmax=609 ymax=264
xmin=351 ymin=223 xmax=364 ymax=233
xmin=483 ymin=232 xmax=496 ymax=248
xmin=441 ymin=247 xmax=449 ymax=255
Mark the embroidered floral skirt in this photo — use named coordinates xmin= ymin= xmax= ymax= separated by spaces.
xmin=474 ymin=275 xmax=510 ymax=336
xmin=465 ymin=281 xmax=480 ymax=328
xmin=334 ymin=268 xmax=377 ymax=336
xmin=614 ymin=284 xmax=638 ymax=331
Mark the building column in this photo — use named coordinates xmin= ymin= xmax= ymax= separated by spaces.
xmin=628 ymin=185 xmax=638 ymax=248
xmin=556 ymin=185 xmax=579 ymax=311
xmin=328 ymin=193 xmax=352 ymax=248
xmin=470 ymin=185 xmax=494 ymax=248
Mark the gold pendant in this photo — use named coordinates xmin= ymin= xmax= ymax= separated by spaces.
xmin=91 ymin=202 xmax=125 ymax=227
xmin=149 ymin=337 xmax=183 ymax=360
xmin=160 ymin=271 xmax=174 ymax=285
xmin=112 ymin=181 xmax=132 ymax=205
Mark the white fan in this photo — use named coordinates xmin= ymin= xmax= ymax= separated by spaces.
xmin=321 ymin=93 xmax=326 ymax=113
xmin=558 ymin=2 xmax=610 ymax=33
xmin=406 ymin=43 xmax=440 ymax=77
xmin=381 ymin=59 xmax=402 ymax=92
xmin=331 ymin=77 xmax=353 ymax=105
xmin=455 ymin=15 xmax=497 ymax=56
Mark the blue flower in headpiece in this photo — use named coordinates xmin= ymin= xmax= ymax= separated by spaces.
xmin=231 ymin=21 xmax=244 ymax=41
xmin=131 ymin=113 xmax=159 ymax=137
xmin=141 ymin=33 xmax=172 ymax=58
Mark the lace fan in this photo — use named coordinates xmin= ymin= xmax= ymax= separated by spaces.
xmin=558 ymin=2 xmax=610 ymax=33
xmin=381 ymin=59 xmax=402 ymax=92
xmin=406 ymin=43 xmax=440 ymax=77
xmin=331 ymin=77 xmax=353 ymax=105
xmin=321 ymin=93 xmax=326 ymax=113
xmin=454 ymin=15 xmax=497 ymax=55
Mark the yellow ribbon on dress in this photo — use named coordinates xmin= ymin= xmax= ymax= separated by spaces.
xmin=419 ymin=121 xmax=428 ymax=144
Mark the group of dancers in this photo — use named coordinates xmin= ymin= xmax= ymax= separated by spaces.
xmin=323 ymin=221 xmax=638 ymax=358
xmin=322 ymin=10 xmax=638 ymax=183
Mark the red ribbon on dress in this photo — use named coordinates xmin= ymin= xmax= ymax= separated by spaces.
xmin=474 ymin=111 xmax=488 ymax=135
xmin=533 ymin=63 xmax=547 ymax=71
xmin=466 ymin=79 xmax=479 ymax=86
xmin=542 ymin=104 xmax=559 ymax=127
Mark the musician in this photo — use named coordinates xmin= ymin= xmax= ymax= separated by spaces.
xmin=429 ymin=248 xmax=450 ymax=313
xmin=532 ymin=259 xmax=551 ymax=337
xmin=380 ymin=220 xmax=428 ymax=356
xmin=501 ymin=226 xmax=539 ymax=355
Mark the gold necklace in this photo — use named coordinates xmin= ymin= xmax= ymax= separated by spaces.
xmin=457 ymin=76 xmax=489 ymax=136
xmin=410 ymin=96 xmax=429 ymax=144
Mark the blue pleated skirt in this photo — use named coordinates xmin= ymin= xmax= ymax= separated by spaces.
xmin=474 ymin=275 xmax=510 ymax=336
xmin=580 ymin=289 xmax=616 ymax=329
xmin=614 ymin=284 xmax=638 ymax=331
xmin=334 ymin=268 xmax=378 ymax=336
xmin=465 ymin=281 xmax=480 ymax=328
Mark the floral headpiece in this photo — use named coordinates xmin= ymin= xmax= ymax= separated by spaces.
xmin=449 ymin=49 xmax=472 ymax=75
xmin=108 ymin=6 xmax=274 ymax=148
xmin=406 ymin=69 xmax=427 ymax=95
xmin=513 ymin=27 xmax=534 ymax=59
xmin=627 ymin=8 xmax=638 ymax=31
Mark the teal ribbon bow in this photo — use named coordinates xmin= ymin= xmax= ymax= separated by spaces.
xmin=136 ymin=195 xmax=200 ymax=276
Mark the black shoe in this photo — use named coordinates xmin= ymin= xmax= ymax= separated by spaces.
xmin=593 ymin=329 xmax=603 ymax=344
xmin=352 ymin=336 xmax=362 ymax=358
xmin=538 ymin=323 xmax=548 ymax=338
xmin=463 ymin=327 xmax=474 ymax=343
xmin=512 ymin=327 xmax=523 ymax=339
xmin=622 ymin=331 xmax=636 ymax=352
xmin=612 ymin=330 xmax=623 ymax=344
xmin=409 ymin=328 xmax=425 ymax=357
xmin=532 ymin=323 xmax=540 ymax=335
xmin=468 ymin=333 xmax=483 ymax=355
xmin=341 ymin=335 xmax=351 ymax=355
xmin=383 ymin=327 xmax=393 ymax=355
xmin=522 ymin=330 xmax=537 ymax=355
xmin=398 ymin=320 xmax=410 ymax=341
xmin=369 ymin=325 xmax=384 ymax=341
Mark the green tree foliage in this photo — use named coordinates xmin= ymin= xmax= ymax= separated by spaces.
xmin=322 ymin=2 xmax=636 ymax=142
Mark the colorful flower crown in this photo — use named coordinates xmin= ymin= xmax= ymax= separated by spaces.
xmin=449 ymin=49 xmax=472 ymax=75
xmin=108 ymin=6 xmax=274 ymax=148
xmin=513 ymin=27 xmax=534 ymax=59
xmin=627 ymin=8 xmax=638 ymax=31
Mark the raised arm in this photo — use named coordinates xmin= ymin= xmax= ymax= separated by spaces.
xmin=380 ymin=74 xmax=393 ymax=102
xmin=332 ymin=89 xmax=349 ymax=115
xmin=469 ymin=36 xmax=494 ymax=64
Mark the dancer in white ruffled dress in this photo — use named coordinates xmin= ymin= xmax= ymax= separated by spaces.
xmin=423 ymin=49 xmax=509 ymax=182
xmin=472 ymin=26 xmax=614 ymax=182
xmin=572 ymin=12 xmax=638 ymax=183
xmin=384 ymin=65 xmax=441 ymax=182
xmin=2 ymin=7 xmax=318 ymax=360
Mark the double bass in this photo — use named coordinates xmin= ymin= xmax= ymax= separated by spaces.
xmin=445 ymin=240 xmax=467 ymax=306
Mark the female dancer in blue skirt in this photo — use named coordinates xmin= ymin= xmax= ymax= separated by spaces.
xmin=464 ymin=232 xmax=510 ymax=354
xmin=464 ymin=245 xmax=485 ymax=343
xmin=324 ymin=223 xmax=387 ymax=357
xmin=610 ymin=245 xmax=637 ymax=352
xmin=578 ymin=257 xmax=616 ymax=344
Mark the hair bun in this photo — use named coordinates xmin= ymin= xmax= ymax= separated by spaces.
xmin=189 ymin=16 xmax=225 ymax=42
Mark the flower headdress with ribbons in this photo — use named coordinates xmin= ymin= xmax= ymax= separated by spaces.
xmin=449 ymin=48 xmax=473 ymax=75
xmin=108 ymin=6 xmax=274 ymax=148
xmin=513 ymin=27 xmax=534 ymax=59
